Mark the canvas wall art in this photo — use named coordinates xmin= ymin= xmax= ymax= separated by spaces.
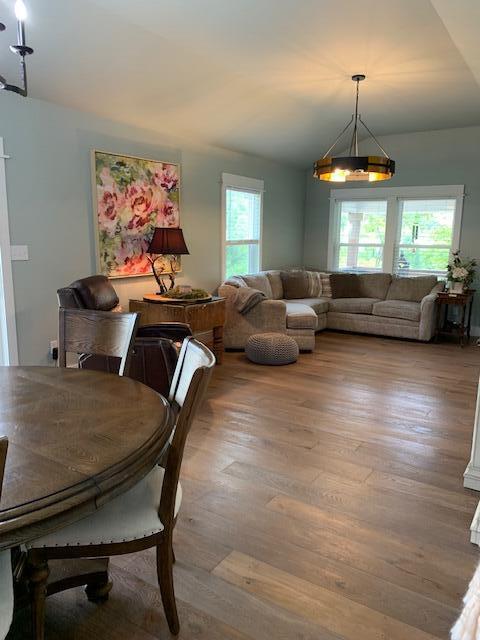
xmin=92 ymin=150 xmax=180 ymax=278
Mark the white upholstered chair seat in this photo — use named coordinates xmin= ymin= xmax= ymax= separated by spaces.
xmin=26 ymin=338 xmax=215 ymax=640
xmin=0 ymin=550 xmax=13 ymax=640
xmin=27 ymin=466 xmax=182 ymax=549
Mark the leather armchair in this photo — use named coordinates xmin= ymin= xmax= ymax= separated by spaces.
xmin=57 ymin=275 xmax=191 ymax=396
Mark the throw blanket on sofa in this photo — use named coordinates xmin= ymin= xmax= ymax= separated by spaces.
xmin=235 ymin=287 xmax=266 ymax=314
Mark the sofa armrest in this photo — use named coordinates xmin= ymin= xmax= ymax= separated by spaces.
xmin=419 ymin=283 xmax=443 ymax=341
xmin=219 ymin=283 xmax=241 ymax=299
xmin=242 ymin=299 xmax=287 ymax=328
xmin=219 ymin=283 xmax=287 ymax=348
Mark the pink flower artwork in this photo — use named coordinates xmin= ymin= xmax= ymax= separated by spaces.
xmin=93 ymin=152 xmax=180 ymax=278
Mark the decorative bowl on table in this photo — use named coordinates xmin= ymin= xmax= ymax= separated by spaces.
xmin=154 ymin=286 xmax=212 ymax=303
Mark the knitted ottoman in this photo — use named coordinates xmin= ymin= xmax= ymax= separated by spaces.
xmin=245 ymin=333 xmax=299 ymax=365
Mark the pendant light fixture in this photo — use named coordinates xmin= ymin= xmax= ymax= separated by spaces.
xmin=313 ymin=74 xmax=395 ymax=182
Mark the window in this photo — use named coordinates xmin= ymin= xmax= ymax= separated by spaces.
xmin=337 ymin=200 xmax=387 ymax=271
xmin=222 ymin=173 xmax=263 ymax=279
xmin=395 ymin=199 xmax=456 ymax=275
xmin=328 ymin=185 xmax=463 ymax=276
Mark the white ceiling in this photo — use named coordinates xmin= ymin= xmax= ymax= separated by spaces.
xmin=1 ymin=0 xmax=480 ymax=167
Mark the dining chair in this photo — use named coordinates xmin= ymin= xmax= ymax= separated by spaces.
xmin=59 ymin=307 xmax=139 ymax=376
xmin=58 ymin=275 xmax=193 ymax=396
xmin=0 ymin=437 xmax=14 ymax=640
xmin=26 ymin=337 xmax=215 ymax=640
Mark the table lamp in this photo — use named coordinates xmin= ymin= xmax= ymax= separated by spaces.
xmin=146 ymin=227 xmax=190 ymax=294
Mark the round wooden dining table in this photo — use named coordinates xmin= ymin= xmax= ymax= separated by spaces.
xmin=0 ymin=366 xmax=170 ymax=551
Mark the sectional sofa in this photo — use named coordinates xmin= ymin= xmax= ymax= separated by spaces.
xmin=218 ymin=271 xmax=444 ymax=351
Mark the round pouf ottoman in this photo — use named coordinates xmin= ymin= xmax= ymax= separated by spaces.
xmin=245 ymin=333 xmax=299 ymax=366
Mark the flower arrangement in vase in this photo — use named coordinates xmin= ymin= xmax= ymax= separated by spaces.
xmin=446 ymin=251 xmax=476 ymax=293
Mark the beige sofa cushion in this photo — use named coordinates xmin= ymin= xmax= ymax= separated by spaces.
xmin=330 ymin=273 xmax=362 ymax=298
xmin=387 ymin=275 xmax=437 ymax=302
xmin=372 ymin=300 xmax=421 ymax=322
xmin=319 ymin=272 xmax=332 ymax=297
xmin=242 ymin=274 xmax=273 ymax=299
xmin=266 ymin=270 xmax=321 ymax=299
xmin=280 ymin=271 xmax=309 ymax=299
xmin=328 ymin=298 xmax=381 ymax=314
xmin=327 ymin=311 xmax=420 ymax=339
xmin=358 ymin=273 xmax=391 ymax=299
xmin=305 ymin=271 xmax=322 ymax=297
xmin=283 ymin=297 xmax=329 ymax=315
xmin=285 ymin=302 xmax=317 ymax=330
xmin=265 ymin=271 xmax=283 ymax=299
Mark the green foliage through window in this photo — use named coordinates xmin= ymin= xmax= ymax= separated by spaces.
xmin=225 ymin=187 xmax=261 ymax=278
xmin=335 ymin=197 xmax=458 ymax=275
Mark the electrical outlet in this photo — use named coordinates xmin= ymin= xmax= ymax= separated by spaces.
xmin=49 ymin=340 xmax=58 ymax=360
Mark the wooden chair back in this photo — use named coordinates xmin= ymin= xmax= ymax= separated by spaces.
xmin=159 ymin=338 xmax=215 ymax=531
xmin=59 ymin=308 xmax=139 ymax=376
xmin=0 ymin=437 xmax=7 ymax=503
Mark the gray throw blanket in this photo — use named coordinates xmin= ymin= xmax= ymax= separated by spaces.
xmin=235 ymin=286 xmax=266 ymax=314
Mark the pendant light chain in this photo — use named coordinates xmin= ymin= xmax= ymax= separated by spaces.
xmin=349 ymin=77 xmax=361 ymax=157
xmin=321 ymin=116 xmax=354 ymax=160
xmin=357 ymin=116 xmax=390 ymax=158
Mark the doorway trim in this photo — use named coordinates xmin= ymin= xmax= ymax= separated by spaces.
xmin=0 ymin=137 xmax=18 ymax=365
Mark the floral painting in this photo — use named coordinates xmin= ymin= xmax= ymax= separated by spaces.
xmin=92 ymin=151 xmax=180 ymax=278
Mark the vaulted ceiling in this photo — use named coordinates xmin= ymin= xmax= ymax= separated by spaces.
xmin=1 ymin=0 xmax=479 ymax=167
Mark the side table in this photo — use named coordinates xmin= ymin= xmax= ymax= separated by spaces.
xmin=129 ymin=296 xmax=226 ymax=363
xmin=435 ymin=289 xmax=475 ymax=347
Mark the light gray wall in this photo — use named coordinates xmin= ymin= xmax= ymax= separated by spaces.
xmin=304 ymin=125 xmax=480 ymax=326
xmin=0 ymin=94 xmax=305 ymax=364
xmin=5 ymin=92 xmax=480 ymax=363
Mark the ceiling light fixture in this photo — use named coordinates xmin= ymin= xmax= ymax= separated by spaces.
xmin=313 ymin=74 xmax=395 ymax=182
xmin=0 ymin=1 xmax=34 ymax=97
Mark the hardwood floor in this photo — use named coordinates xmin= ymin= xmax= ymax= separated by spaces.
xmin=8 ymin=331 xmax=480 ymax=639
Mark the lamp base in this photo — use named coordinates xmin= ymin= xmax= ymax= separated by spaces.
xmin=154 ymin=278 xmax=168 ymax=295
xmin=153 ymin=273 xmax=176 ymax=295
xmin=149 ymin=254 xmax=178 ymax=294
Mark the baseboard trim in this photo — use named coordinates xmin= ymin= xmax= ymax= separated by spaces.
xmin=471 ymin=502 xmax=480 ymax=545
xmin=464 ymin=462 xmax=480 ymax=490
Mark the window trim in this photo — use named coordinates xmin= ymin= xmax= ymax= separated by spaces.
xmin=221 ymin=172 xmax=264 ymax=280
xmin=328 ymin=185 xmax=464 ymax=275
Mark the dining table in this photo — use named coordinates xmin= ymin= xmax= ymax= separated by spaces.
xmin=0 ymin=365 xmax=170 ymax=601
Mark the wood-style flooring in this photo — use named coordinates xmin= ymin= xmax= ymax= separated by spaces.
xmin=8 ymin=331 xmax=480 ymax=639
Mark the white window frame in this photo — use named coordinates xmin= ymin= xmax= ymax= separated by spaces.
xmin=0 ymin=137 xmax=19 ymax=365
xmin=221 ymin=172 xmax=264 ymax=280
xmin=328 ymin=185 xmax=464 ymax=275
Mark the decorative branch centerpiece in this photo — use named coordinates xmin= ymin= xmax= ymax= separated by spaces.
xmin=162 ymin=287 xmax=211 ymax=301
xmin=446 ymin=251 xmax=476 ymax=293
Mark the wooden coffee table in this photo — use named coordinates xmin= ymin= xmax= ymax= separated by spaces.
xmin=130 ymin=296 xmax=226 ymax=363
